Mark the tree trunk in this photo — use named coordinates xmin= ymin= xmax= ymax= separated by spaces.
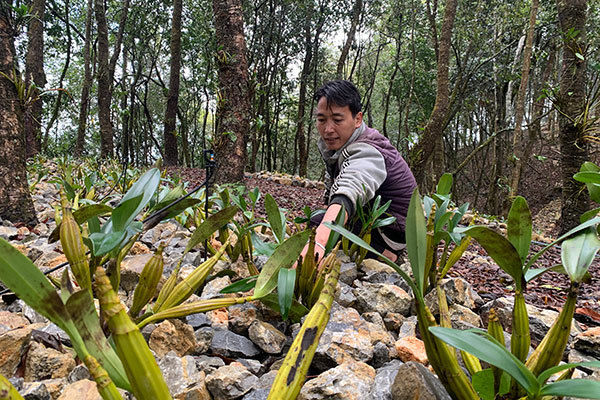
xmin=295 ymin=4 xmax=314 ymax=177
xmin=0 ymin=5 xmax=38 ymax=225
xmin=508 ymin=0 xmax=539 ymax=200
xmin=75 ymin=0 xmax=93 ymax=157
xmin=95 ymin=0 xmax=113 ymax=157
xmin=557 ymin=0 xmax=589 ymax=233
xmin=24 ymin=0 xmax=45 ymax=157
xmin=163 ymin=0 xmax=183 ymax=166
xmin=212 ymin=0 xmax=251 ymax=183
xmin=410 ymin=0 xmax=458 ymax=189
xmin=336 ymin=0 xmax=362 ymax=79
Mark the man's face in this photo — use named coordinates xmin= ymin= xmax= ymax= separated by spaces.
xmin=316 ymin=97 xmax=363 ymax=151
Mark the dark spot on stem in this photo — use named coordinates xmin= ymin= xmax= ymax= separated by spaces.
xmin=286 ymin=326 xmax=318 ymax=386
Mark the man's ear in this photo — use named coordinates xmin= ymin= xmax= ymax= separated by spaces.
xmin=355 ymin=111 xmax=363 ymax=127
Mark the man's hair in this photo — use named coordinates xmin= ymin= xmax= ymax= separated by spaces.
xmin=314 ymin=80 xmax=362 ymax=117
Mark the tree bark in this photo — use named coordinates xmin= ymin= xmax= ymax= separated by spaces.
xmin=212 ymin=0 xmax=251 ymax=183
xmin=75 ymin=0 xmax=93 ymax=157
xmin=336 ymin=0 xmax=362 ymax=79
xmin=410 ymin=0 xmax=458 ymax=189
xmin=163 ymin=0 xmax=183 ymax=166
xmin=295 ymin=3 xmax=314 ymax=177
xmin=0 ymin=4 xmax=38 ymax=225
xmin=24 ymin=0 xmax=45 ymax=157
xmin=556 ymin=0 xmax=589 ymax=233
xmin=94 ymin=0 xmax=113 ymax=158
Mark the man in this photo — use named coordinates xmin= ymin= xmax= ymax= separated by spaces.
xmin=304 ymin=80 xmax=416 ymax=263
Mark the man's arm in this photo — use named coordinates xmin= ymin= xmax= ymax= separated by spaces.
xmin=297 ymin=203 xmax=347 ymax=267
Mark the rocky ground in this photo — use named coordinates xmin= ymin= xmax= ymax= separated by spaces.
xmin=0 ymin=170 xmax=598 ymax=399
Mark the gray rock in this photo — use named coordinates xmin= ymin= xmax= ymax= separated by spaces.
xmin=248 ymin=320 xmax=286 ymax=354
xmin=24 ymin=342 xmax=76 ymax=381
xmin=384 ymin=312 xmax=405 ymax=333
xmin=7 ymin=299 xmax=24 ymax=313
xmin=157 ymin=351 xmax=202 ymax=397
xmin=339 ymin=262 xmax=358 ymax=285
xmin=0 ymin=225 xmax=18 ymax=240
xmin=194 ymin=326 xmax=214 ymax=355
xmin=236 ymin=358 xmax=263 ymax=375
xmin=335 ymin=281 xmax=356 ymax=307
xmin=205 ymin=363 xmax=258 ymax=399
xmin=9 ymin=377 xmax=24 ymax=390
xmin=568 ymin=348 xmax=600 ymax=375
xmin=38 ymin=323 xmax=71 ymax=347
xmin=21 ymin=381 xmax=51 ymax=400
xmin=398 ymin=316 xmax=418 ymax=338
xmin=119 ymin=253 xmax=153 ymax=293
xmin=229 ymin=303 xmax=259 ymax=334
xmin=186 ymin=312 xmax=210 ymax=329
xmin=200 ymin=276 xmax=231 ymax=300
xmin=140 ymin=323 xmax=157 ymax=342
xmin=196 ymin=355 xmax=225 ymax=375
xmin=298 ymin=361 xmax=376 ymax=400
xmin=391 ymin=361 xmax=451 ymax=400
xmin=211 ymin=329 xmax=260 ymax=358
xmin=22 ymin=303 xmax=48 ymax=324
xmin=573 ymin=327 xmax=600 ymax=359
xmin=449 ymin=304 xmax=482 ymax=328
xmin=372 ymin=341 xmax=391 ymax=368
xmin=370 ymin=360 xmax=404 ymax=400
xmin=67 ymin=364 xmax=91 ymax=383
xmin=353 ymin=281 xmax=412 ymax=317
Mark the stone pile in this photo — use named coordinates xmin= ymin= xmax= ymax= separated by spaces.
xmin=0 ymin=182 xmax=599 ymax=399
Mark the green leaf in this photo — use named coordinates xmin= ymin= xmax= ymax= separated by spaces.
xmin=456 ymin=226 xmax=523 ymax=288
xmin=436 ymin=173 xmax=453 ymax=196
xmin=429 ymin=327 xmax=539 ymax=395
xmin=250 ymin=231 xmax=277 ymax=257
xmin=158 ymin=198 xmax=202 ymax=222
xmin=152 ymin=185 xmax=185 ymax=212
xmin=258 ymin=293 xmax=308 ymax=323
xmin=114 ymin=168 xmax=160 ymax=229
xmin=538 ymin=361 xmax=600 ymax=384
xmin=575 ymin=52 xmax=585 ymax=61
xmin=507 ymin=196 xmax=532 ymax=264
xmin=89 ymin=230 xmax=127 ymax=256
xmin=540 ymin=379 xmax=600 ymax=398
xmin=471 ymin=369 xmax=495 ymax=400
xmin=325 ymin=205 xmax=345 ymax=254
xmin=406 ymin=189 xmax=428 ymax=298
xmin=561 ymin=228 xmax=600 ymax=282
xmin=278 ymin=268 xmax=296 ymax=320
xmin=324 ymin=222 xmax=419 ymax=296
xmin=220 ymin=275 xmax=258 ymax=294
xmin=577 ymin=163 xmax=600 ymax=203
xmin=573 ymin=171 xmax=600 ymax=184
xmin=265 ymin=193 xmax=284 ymax=243
xmin=254 ymin=230 xmax=310 ymax=298
xmin=112 ymin=194 xmax=143 ymax=232
xmin=525 ymin=264 xmax=565 ymax=282
xmin=48 ymin=204 xmax=113 ymax=243
xmin=184 ymin=206 xmax=238 ymax=254
xmin=66 ymin=290 xmax=131 ymax=390
xmin=580 ymin=207 xmax=600 ymax=223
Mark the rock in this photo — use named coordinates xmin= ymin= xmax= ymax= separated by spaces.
xmin=24 ymin=341 xmax=76 ymax=381
xmin=0 ymin=310 xmax=30 ymax=330
xmin=11 ymin=244 xmax=43 ymax=262
xmin=0 ymin=225 xmax=18 ymax=240
xmin=335 ymin=281 xmax=356 ymax=307
xmin=200 ymin=276 xmax=231 ymax=300
xmin=370 ymin=360 xmax=404 ymax=400
xmin=568 ymin=348 xmax=600 ymax=375
xmin=210 ymin=329 xmax=260 ymax=358
xmin=372 ymin=341 xmax=391 ymax=368
xmin=205 ymin=362 xmax=258 ymax=399
xmin=22 ymin=303 xmax=48 ymax=325
xmin=186 ymin=313 xmax=210 ymax=329
xmin=39 ymin=378 xmax=64 ymax=399
xmin=37 ymin=323 xmax=71 ymax=347
xmin=394 ymin=336 xmax=428 ymax=364
xmin=206 ymin=308 xmax=229 ymax=330
xmin=67 ymin=364 xmax=91 ymax=383
xmin=21 ymin=381 xmax=51 ymax=400
xmin=242 ymin=370 xmax=278 ymax=400
xmin=194 ymin=327 xmax=214 ymax=355
xmin=157 ymin=351 xmax=203 ymax=397
xmin=140 ymin=323 xmax=157 ymax=342
xmin=384 ymin=312 xmax=404 ymax=333
xmin=360 ymin=258 xmax=397 ymax=275
xmin=353 ymin=281 xmax=412 ymax=317
xmin=0 ymin=323 xmax=45 ymax=377
xmin=339 ymin=262 xmax=358 ymax=285
xmin=229 ymin=303 xmax=259 ymax=334
xmin=248 ymin=320 xmax=287 ymax=354
xmin=449 ymin=304 xmax=482 ymax=328
xmin=120 ymin=253 xmax=154 ymax=293
xmin=57 ymin=379 xmax=102 ymax=400
xmin=149 ymin=319 xmax=197 ymax=357
xmin=195 ymin=355 xmax=225 ymax=375
xmin=398 ymin=316 xmax=418 ymax=338
xmin=236 ymin=358 xmax=263 ymax=375
xmin=391 ymin=361 xmax=452 ymax=400
xmin=573 ymin=327 xmax=600 ymax=359
xmin=174 ymin=380 xmax=211 ymax=400
xmin=298 ymin=361 xmax=376 ymax=400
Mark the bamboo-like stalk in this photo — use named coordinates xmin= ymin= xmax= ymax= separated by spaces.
xmin=267 ymin=260 xmax=340 ymax=399
xmin=60 ymin=205 xmax=92 ymax=292
xmin=129 ymin=244 xmax=165 ymax=318
xmin=94 ymin=267 xmax=172 ymax=400
xmin=83 ymin=355 xmax=124 ymax=400
xmin=488 ymin=308 xmax=505 ymax=394
xmin=511 ymin=290 xmax=531 ymax=363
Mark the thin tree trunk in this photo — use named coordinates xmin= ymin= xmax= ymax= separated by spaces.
xmin=212 ymin=0 xmax=251 ymax=183
xmin=557 ymin=0 xmax=589 ymax=233
xmin=295 ymin=4 xmax=314 ymax=177
xmin=24 ymin=0 xmax=45 ymax=157
xmin=336 ymin=0 xmax=362 ymax=78
xmin=75 ymin=0 xmax=93 ymax=157
xmin=0 ymin=4 xmax=38 ymax=225
xmin=95 ymin=0 xmax=113 ymax=157
xmin=508 ymin=0 xmax=539 ymax=200
xmin=163 ymin=0 xmax=183 ymax=166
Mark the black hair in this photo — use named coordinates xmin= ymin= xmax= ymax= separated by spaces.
xmin=314 ymin=80 xmax=362 ymax=117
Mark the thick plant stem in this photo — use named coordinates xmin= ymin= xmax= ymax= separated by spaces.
xmin=83 ymin=355 xmax=124 ymax=400
xmin=511 ymin=290 xmax=530 ymax=362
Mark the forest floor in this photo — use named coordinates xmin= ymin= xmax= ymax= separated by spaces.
xmin=167 ymin=165 xmax=600 ymax=331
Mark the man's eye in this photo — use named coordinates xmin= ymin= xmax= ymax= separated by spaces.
xmin=334 ymin=119 xmax=343 ymax=124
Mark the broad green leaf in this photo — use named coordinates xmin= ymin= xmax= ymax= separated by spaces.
xmin=561 ymin=229 xmax=600 ymax=282
xmin=0 ymin=238 xmax=71 ymax=325
xmin=259 ymin=293 xmax=309 ymax=323
xmin=538 ymin=361 xmax=600 ymax=384
xmin=580 ymin=207 xmax=600 ymax=223
xmin=525 ymin=264 xmax=565 ymax=282
xmin=220 ymin=275 xmax=258 ymax=294
xmin=114 ymin=168 xmax=161 ymax=229
xmin=434 ymin=210 xmax=453 ymax=233
xmin=89 ymin=230 xmax=127 ymax=256
xmin=278 ymin=268 xmax=296 ymax=320
xmin=456 ymin=226 xmax=523 ymax=288
xmin=48 ymin=204 xmax=113 ymax=243
xmin=436 ymin=173 xmax=453 ymax=196
xmin=158 ymin=198 xmax=202 ymax=222
xmin=265 ymin=193 xmax=284 ymax=243
xmin=66 ymin=290 xmax=131 ymax=390
xmin=184 ymin=206 xmax=238 ymax=254
xmin=372 ymin=216 xmax=396 ymax=229
xmin=254 ymin=230 xmax=310 ymax=298
xmin=507 ymin=196 xmax=532 ymax=264
xmin=251 ymin=231 xmax=277 ymax=257
xmin=325 ymin=223 xmax=419 ymax=296
xmin=325 ymin=205 xmax=346 ymax=254
xmin=576 ymin=163 xmax=600 ymax=203
xmin=406 ymin=189 xmax=427 ymax=298
xmin=471 ymin=369 xmax=495 ymax=400
xmin=423 ymin=196 xmax=435 ymax=219
xmin=112 ymin=194 xmax=143 ymax=232
xmin=429 ymin=327 xmax=539 ymax=395
xmin=573 ymin=171 xmax=600 ymax=184
xmin=540 ymin=379 xmax=600 ymax=398
xmin=449 ymin=202 xmax=469 ymax=231
xmin=152 ymin=185 xmax=185 ymax=212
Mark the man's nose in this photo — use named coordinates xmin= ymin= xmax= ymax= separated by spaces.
xmin=324 ymin=120 xmax=335 ymax=133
